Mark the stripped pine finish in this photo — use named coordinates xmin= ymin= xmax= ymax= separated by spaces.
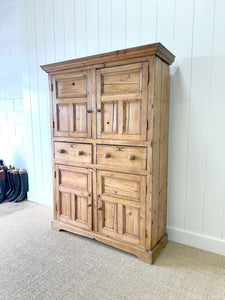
xmin=41 ymin=43 xmax=175 ymax=264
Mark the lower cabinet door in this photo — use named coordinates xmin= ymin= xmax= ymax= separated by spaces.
xmin=55 ymin=164 xmax=92 ymax=231
xmin=97 ymin=170 xmax=146 ymax=246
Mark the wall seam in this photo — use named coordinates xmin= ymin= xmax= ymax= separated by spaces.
xmin=184 ymin=0 xmax=195 ymax=231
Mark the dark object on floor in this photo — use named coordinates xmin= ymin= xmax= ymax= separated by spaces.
xmin=15 ymin=170 xmax=29 ymax=202
xmin=0 ymin=169 xmax=6 ymax=203
xmin=6 ymin=170 xmax=15 ymax=198
xmin=8 ymin=170 xmax=21 ymax=202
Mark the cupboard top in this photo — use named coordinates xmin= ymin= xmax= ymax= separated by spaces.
xmin=41 ymin=43 xmax=175 ymax=74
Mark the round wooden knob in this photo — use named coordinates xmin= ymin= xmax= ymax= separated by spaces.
xmin=77 ymin=150 xmax=83 ymax=156
xmin=97 ymin=108 xmax=102 ymax=112
xmin=58 ymin=149 xmax=65 ymax=153
xmin=97 ymin=207 xmax=102 ymax=211
xmin=128 ymin=155 xmax=135 ymax=160
xmin=104 ymin=153 xmax=110 ymax=158
xmin=72 ymin=82 xmax=75 ymax=86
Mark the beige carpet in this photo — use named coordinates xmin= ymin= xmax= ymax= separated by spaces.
xmin=0 ymin=201 xmax=225 ymax=300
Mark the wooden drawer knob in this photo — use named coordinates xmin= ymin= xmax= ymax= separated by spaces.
xmin=97 ymin=108 xmax=102 ymax=112
xmin=77 ymin=150 xmax=83 ymax=156
xmin=97 ymin=207 xmax=102 ymax=211
xmin=58 ymin=149 xmax=65 ymax=153
xmin=104 ymin=153 xmax=110 ymax=158
xmin=87 ymin=204 xmax=92 ymax=207
xmin=87 ymin=109 xmax=93 ymax=113
xmin=128 ymin=155 xmax=135 ymax=160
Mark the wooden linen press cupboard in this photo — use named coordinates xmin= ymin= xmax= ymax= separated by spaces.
xmin=41 ymin=43 xmax=175 ymax=264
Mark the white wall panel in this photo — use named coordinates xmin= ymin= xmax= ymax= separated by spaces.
xmin=17 ymin=0 xmax=225 ymax=255
xmin=99 ymin=0 xmax=112 ymax=53
xmin=64 ymin=0 xmax=76 ymax=60
xmin=53 ymin=0 xmax=65 ymax=61
xmin=167 ymin=0 xmax=195 ymax=230
xmin=157 ymin=0 xmax=176 ymax=50
xmin=203 ymin=0 xmax=225 ymax=240
xmin=125 ymin=0 xmax=141 ymax=48
xmin=35 ymin=0 xmax=52 ymax=206
xmin=185 ymin=0 xmax=215 ymax=234
xmin=111 ymin=0 xmax=125 ymax=50
xmin=26 ymin=0 xmax=44 ymax=202
xmin=43 ymin=0 xmax=55 ymax=63
xmin=86 ymin=0 xmax=99 ymax=56
xmin=140 ymin=0 xmax=157 ymax=44
xmin=75 ymin=0 xmax=87 ymax=58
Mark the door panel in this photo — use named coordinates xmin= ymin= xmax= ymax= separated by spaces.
xmin=97 ymin=170 xmax=146 ymax=246
xmin=52 ymin=71 xmax=91 ymax=138
xmin=55 ymin=165 xmax=92 ymax=231
xmin=97 ymin=62 xmax=148 ymax=141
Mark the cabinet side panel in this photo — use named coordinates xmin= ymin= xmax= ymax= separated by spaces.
xmin=146 ymin=56 xmax=155 ymax=250
xmin=158 ymin=61 xmax=170 ymax=240
xmin=48 ymin=75 xmax=57 ymax=219
xmin=151 ymin=57 xmax=170 ymax=248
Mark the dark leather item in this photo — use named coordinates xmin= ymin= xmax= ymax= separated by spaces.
xmin=14 ymin=171 xmax=28 ymax=203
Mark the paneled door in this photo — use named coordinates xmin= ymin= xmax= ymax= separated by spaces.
xmin=55 ymin=165 xmax=92 ymax=231
xmin=96 ymin=62 xmax=148 ymax=141
xmin=97 ymin=170 xmax=146 ymax=246
xmin=52 ymin=70 xmax=92 ymax=138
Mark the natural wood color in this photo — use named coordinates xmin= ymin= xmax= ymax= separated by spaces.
xmin=51 ymin=220 xmax=168 ymax=264
xmin=96 ymin=145 xmax=147 ymax=171
xmin=96 ymin=62 xmax=148 ymax=141
xmin=42 ymin=43 xmax=174 ymax=264
xmin=54 ymin=142 xmax=92 ymax=164
xmin=41 ymin=43 xmax=175 ymax=73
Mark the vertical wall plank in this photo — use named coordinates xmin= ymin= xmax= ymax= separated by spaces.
xmin=203 ymin=0 xmax=225 ymax=239
xmin=157 ymin=0 xmax=176 ymax=50
xmin=111 ymin=0 xmax=125 ymax=50
xmin=140 ymin=0 xmax=157 ymax=44
xmin=43 ymin=0 xmax=55 ymax=63
xmin=75 ymin=0 xmax=87 ymax=58
xmin=25 ymin=0 xmax=44 ymax=202
xmin=35 ymin=0 xmax=52 ymax=206
xmin=64 ymin=0 xmax=76 ymax=60
xmin=185 ymin=0 xmax=215 ymax=234
xmin=125 ymin=0 xmax=141 ymax=48
xmin=18 ymin=0 xmax=36 ymax=200
xmin=99 ymin=0 xmax=111 ymax=53
xmin=53 ymin=0 xmax=65 ymax=61
xmin=86 ymin=0 xmax=99 ymax=55
xmin=167 ymin=0 xmax=195 ymax=230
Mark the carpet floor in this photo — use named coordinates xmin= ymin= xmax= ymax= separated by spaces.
xmin=0 ymin=200 xmax=225 ymax=300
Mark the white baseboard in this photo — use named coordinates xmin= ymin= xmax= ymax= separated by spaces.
xmin=27 ymin=192 xmax=53 ymax=207
xmin=167 ymin=226 xmax=225 ymax=257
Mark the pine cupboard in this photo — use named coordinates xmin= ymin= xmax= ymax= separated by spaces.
xmin=41 ymin=43 xmax=175 ymax=264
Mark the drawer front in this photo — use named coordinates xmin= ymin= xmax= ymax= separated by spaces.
xmin=96 ymin=145 xmax=147 ymax=170
xmin=55 ymin=142 xmax=92 ymax=164
xmin=56 ymin=75 xmax=87 ymax=98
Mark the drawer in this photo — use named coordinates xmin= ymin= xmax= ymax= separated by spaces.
xmin=96 ymin=145 xmax=147 ymax=170
xmin=56 ymin=75 xmax=87 ymax=98
xmin=55 ymin=142 xmax=92 ymax=164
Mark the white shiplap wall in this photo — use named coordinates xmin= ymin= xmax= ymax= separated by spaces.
xmin=17 ymin=0 xmax=225 ymax=256
xmin=0 ymin=0 xmax=26 ymax=169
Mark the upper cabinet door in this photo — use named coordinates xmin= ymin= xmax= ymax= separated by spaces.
xmin=96 ymin=62 xmax=148 ymax=141
xmin=52 ymin=71 xmax=92 ymax=138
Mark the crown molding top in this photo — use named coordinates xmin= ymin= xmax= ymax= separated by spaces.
xmin=41 ymin=43 xmax=175 ymax=74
